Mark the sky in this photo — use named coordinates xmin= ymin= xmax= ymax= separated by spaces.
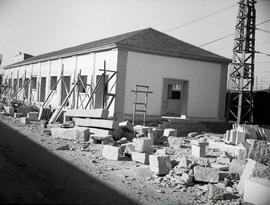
xmin=0 ymin=0 xmax=270 ymax=89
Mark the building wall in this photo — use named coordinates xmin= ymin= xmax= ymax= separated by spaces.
xmin=124 ymin=51 xmax=227 ymax=120
xmin=2 ymin=49 xmax=118 ymax=117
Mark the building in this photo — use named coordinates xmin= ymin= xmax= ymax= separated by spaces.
xmin=1 ymin=28 xmax=230 ymax=121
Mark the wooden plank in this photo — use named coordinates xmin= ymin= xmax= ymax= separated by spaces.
xmin=73 ymin=118 xmax=119 ymax=130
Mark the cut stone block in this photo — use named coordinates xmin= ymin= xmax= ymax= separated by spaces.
xmin=4 ymin=106 xmax=14 ymax=116
xmin=229 ymin=130 xmax=237 ymax=144
xmin=73 ymin=118 xmax=119 ymax=130
xmin=133 ymin=137 xmax=152 ymax=153
xmin=64 ymin=108 xmax=109 ymax=122
xmin=208 ymin=184 xmax=224 ymax=200
xmin=243 ymin=177 xmax=270 ymax=205
xmin=163 ymin=128 xmax=177 ymax=137
xmin=229 ymin=159 xmax=247 ymax=178
xmin=102 ymin=145 xmax=121 ymax=161
xmin=235 ymin=131 xmax=246 ymax=145
xmin=194 ymin=166 xmax=219 ymax=183
xmin=133 ymin=125 xmax=152 ymax=135
xmin=131 ymin=152 xmax=149 ymax=164
xmin=20 ymin=117 xmax=30 ymax=124
xmin=14 ymin=113 xmax=22 ymax=118
xmin=167 ymin=136 xmax=182 ymax=148
xmin=27 ymin=112 xmax=38 ymax=121
xmin=191 ymin=141 xmax=207 ymax=158
xmin=89 ymin=128 xmax=113 ymax=136
xmin=237 ymin=159 xmax=268 ymax=195
xmin=119 ymin=121 xmax=133 ymax=132
xmin=149 ymin=155 xmax=172 ymax=175
xmin=248 ymin=140 xmax=270 ymax=166
xmin=216 ymin=156 xmax=231 ymax=164
xmin=51 ymin=127 xmax=90 ymax=141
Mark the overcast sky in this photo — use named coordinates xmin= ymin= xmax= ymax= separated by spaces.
xmin=0 ymin=0 xmax=270 ymax=88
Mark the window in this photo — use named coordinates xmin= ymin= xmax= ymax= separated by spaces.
xmin=79 ymin=75 xmax=87 ymax=93
xmin=19 ymin=78 xmax=23 ymax=87
xmin=167 ymin=83 xmax=181 ymax=100
xmin=50 ymin=76 xmax=57 ymax=90
xmin=31 ymin=77 xmax=37 ymax=89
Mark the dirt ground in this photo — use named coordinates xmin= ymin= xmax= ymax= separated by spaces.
xmin=0 ymin=114 xmax=243 ymax=205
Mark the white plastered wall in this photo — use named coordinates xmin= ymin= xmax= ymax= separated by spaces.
xmin=124 ymin=51 xmax=225 ymax=119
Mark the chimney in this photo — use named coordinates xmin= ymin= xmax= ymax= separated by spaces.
xmin=13 ymin=52 xmax=33 ymax=64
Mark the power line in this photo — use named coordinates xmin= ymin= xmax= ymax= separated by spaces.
xmin=257 ymin=28 xmax=270 ymax=34
xmin=199 ymin=18 xmax=270 ymax=47
xmin=164 ymin=4 xmax=237 ymax=33
xmin=256 ymin=51 xmax=270 ymax=57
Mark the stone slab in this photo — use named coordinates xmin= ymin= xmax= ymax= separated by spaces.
xmin=73 ymin=118 xmax=119 ymax=129
xmin=102 ymin=145 xmax=121 ymax=161
xmin=194 ymin=166 xmax=219 ymax=183
xmin=64 ymin=108 xmax=109 ymax=122
xmin=243 ymin=177 xmax=270 ymax=205
xmin=51 ymin=127 xmax=90 ymax=141
xmin=149 ymin=155 xmax=172 ymax=175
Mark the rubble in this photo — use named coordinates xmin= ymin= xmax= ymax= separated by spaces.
xmin=167 ymin=136 xmax=182 ymax=148
xmin=208 ymin=184 xmax=224 ymax=200
xmin=229 ymin=159 xmax=247 ymax=179
xmin=27 ymin=112 xmax=39 ymax=121
xmin=248 ymin=140 xmax=270 ymax=166
xmin=191 ymin=141 xmax=208 ymax=158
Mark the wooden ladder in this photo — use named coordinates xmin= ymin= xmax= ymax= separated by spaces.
xmin=131 ymin=85 xmax=153 ymax=126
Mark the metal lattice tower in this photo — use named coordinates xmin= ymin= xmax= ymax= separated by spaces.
xmin=227 ymin=0 xmax=256 ymax=123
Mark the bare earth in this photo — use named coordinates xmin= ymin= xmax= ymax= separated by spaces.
xmin=0 ymin=115 xmax=242 ymax=205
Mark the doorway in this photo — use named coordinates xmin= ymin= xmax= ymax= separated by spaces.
xmin=61 ymin=76 xmax=71 ymax=105
xmin=95 ymin=75 xmax=108 ymax=108
xmin=40 ymin=77 xmax=46 ymax=102
xmin=162 ymin=78 xmax=188 ymax=116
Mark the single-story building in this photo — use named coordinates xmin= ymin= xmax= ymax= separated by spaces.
xmin=1 ymin=28 xmax=231 ymax=121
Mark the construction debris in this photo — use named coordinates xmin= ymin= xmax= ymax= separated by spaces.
xmin=149 ymin=155 xmax=172 ymax=175
xmin=51 ymin=127 xmax=90 ymax=141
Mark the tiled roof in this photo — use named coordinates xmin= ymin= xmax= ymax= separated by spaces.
xmin=4 ymin=28 xmax=231 ymax=69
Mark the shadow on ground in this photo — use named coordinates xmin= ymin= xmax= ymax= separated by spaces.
xmin=0 ymin=120 xmax=139 ymax=205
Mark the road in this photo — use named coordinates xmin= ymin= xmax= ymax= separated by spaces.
xmin=0 ymin=118 xmax=139 ymax=205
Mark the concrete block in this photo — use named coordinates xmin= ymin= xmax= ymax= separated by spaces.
xmin=149 ymin=155 xmax=172 ymax=175
xmin=163 ymin=128 xmax=177 ymax=137
xmin=194 ymin=166 xmax=219 ymax=183
xmin=131 ymin=152 xmax=149 ymax=164
xmin=119 ymin=121 xmax=133 ymax=132
xmin=244 ymin=177 xmax=270 ymax=205
xmin=4 ymin=106 xmax=14 ymax=116
xmin=237 ymin=159 xmax=268 ymax=195
xmin=64 ymin=108 xmax=109 ymax=122
xmin=51 ymin=127 xmax=90 ymax=141
xmin=73 ymin=118 xmax=119 ymax=129
xmin=167 ymin=136 xmax=182 ymax=148
xmin=102 ymin=145 xmax=121 ymax=161
xmin=216 ymin=156 xmax=231 ymax=164
xmin=14 ymin=113 xmax=22 ymax=118
xmin=133 ymin=137 xmax=152 ymax=153
xmin=20 ymin=117 xmax=30 ymax=124
xmin=27 ymin=112 xmax=38 ymax=121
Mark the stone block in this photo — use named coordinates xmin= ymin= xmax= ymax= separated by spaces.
xmin=73 ymin=118 xmax=119 ymax=130
xmin=90 ymin=135 xmax=113 ymax=144
xmin=102 ymin=145 xmax=121 ymax=161
xmin=244 ymin=177 xmax=270 ymax=205
xmin=235 ymin=131 xmax=246 ymax=145
xmin=167 ymin=136 xmax=182 ymax=148
xmin=27 ymin=112 xmax=38 ymax=121
xmin=64 ymin=108 xmax=109 ymax=122
xmin=149 ymin=155 xmax=172 ymax=175
xmin=248 ymin=140 xmax=270 ymax=166
xmin=194 ymin=166 xmax=219 ymax=183
xmin=51 ymin=127 xmax=90 ymax=141
xmin=229 ymin=159 xmax=247 ymax=178
xmin=191 ymin=142 xmax=207 ymax=158
xmin=122 ymin=143 xmax=135 ymax=155
xmin=4 ymin=106 xmax=14 ymax=116
xmin=229 ymin=130 xmax=237 ymax=144
xmin=119 ymin=121 xmax=133 ymax=132
xmin=237 ymin=159 xmax=268 ymax=195
xmin=188 ymin=132 xmax=198 ymax=138
xmin=20 ymin=117 xmax=30 ymax=124
xmin=14 ymin=113 xmax=22 ymax=118
xmin=210 ymin=163 xmax=229 ymax=171
xmin=133 ymin=125 xmax=152 ymax=135
xmin=163 ymin=128 xmax=177 ymax=137
xmin=209 ymin=141 xmax=248 ymax=158
xmin=131 ymin=152 xmax=149 ymax=164
xmin=208 ymin=184 xmax=224 ymax=200
xmin=133 ymin=137 xmax=152 ymax=153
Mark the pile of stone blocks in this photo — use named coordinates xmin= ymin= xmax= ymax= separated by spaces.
xmin=224 ymin=124 xmax=246 ymax=145
xmin=130 ymin=137 xmax=153 ymax=164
